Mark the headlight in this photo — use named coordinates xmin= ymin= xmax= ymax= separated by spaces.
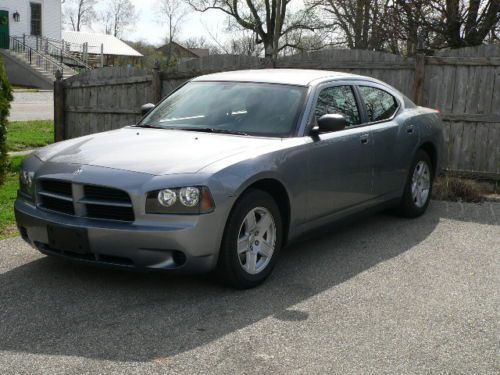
xmin=158 ymin=189 xmax=177 ymax=207
xmin=19 ymin=168 xmax=35 ymax=198
xmin=146 ymin=186 xmax=215 ymax=214
xmin=179 ymin=187 xmax=200 ymax=207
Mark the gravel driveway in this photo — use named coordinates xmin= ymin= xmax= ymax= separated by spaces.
xmin=0 ymin=201 xmax=498 ymax=375
xmin=9 ymin=91 xmax=54 ymax=122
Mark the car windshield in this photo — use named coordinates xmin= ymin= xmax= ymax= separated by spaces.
xmin=139 ymin=81 xmax=307 ymax=137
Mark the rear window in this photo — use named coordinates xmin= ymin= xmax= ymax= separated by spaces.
xmin=359 ymin=86 xmax=399 ymax=122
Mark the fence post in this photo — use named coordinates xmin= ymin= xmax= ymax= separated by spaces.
xmin=54 ymin=70 xmax=65 ymax=142
xmin=151 ymin=60 xmax=162 ymax=104
xmin=413 ymin=35 xmax=426 ymax=105
xmin=83 ymin=42 xmax=88 ymax=65
xmin=100 ymin=44 xmax=104 ymax=67
xmin=413 ymin=53 xmax=425 ymax=106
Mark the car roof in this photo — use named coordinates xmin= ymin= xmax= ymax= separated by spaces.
xmin=192 ymin=69 xmax=368 ymax=86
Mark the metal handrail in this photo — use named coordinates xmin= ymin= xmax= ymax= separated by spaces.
xmin=8 ymin=36 xmax=66 ymax=78
xmin=21 ymin=35 xmax=92 ymax=71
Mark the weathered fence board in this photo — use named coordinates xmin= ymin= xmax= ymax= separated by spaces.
xmin=56 ymin=45 xmax=500 ymax=179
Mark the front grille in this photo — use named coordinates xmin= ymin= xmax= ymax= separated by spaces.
xmin=38 ymin=180 xmax=74 ymax=215
xmin=37 ymin=179 xmax=135 ymax=222
xmin=84 ymin=185 xmax=130 ymax=202
xmin=40 ymin=195 xmax=75 ymax=215
xmin=86 ymin=204 xmax=135 ymax=222
xmin=40 ymin=180 xmax=72 ymax=196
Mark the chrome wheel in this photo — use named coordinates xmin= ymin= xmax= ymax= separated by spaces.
xmin=411 ymin=161 xmax=431 ymax=208
xmin=237 ymin=207 xmax=276 ymax=275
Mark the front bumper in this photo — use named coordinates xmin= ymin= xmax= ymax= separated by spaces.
xmin=14 ymin=199 xmax=223 ymax=273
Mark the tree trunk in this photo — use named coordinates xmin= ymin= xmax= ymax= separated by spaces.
xmin=353 ymin=0 xmax=364 ymax=48
xmin=446 ymin=0 xmax=463 ymax=48
xmin=273 ymin=0 xmax=282 ymax=62
xmin=264 ymin=39 xmax=274 ymax=67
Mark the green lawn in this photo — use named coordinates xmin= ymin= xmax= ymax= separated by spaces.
xmin=0 ymin=120 xmax=54 ymax=238
xmin=0 ymin=156 xmax=25 ymax=239
xmin=6 ymin=120 xmax=54 ymax=151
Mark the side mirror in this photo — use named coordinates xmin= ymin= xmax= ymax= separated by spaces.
xmin=141 ymin=103 xmax=156 ymax=116
xmin=317 ymin=114 xmax=348 ymax=133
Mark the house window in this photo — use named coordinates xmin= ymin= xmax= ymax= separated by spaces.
xmin=30 ymin=3 xmax=42 ymax=36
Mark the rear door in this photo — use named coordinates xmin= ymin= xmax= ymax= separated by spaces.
xmin=305 ymin=83 xmax=376 ymax=220
xmin=355 ymin=84 xmax=418 ymax=198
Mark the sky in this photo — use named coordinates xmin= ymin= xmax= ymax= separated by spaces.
xmin=67 ymin=0 xmax=230 ymax=46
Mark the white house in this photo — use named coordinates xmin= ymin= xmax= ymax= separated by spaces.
xmin=0 ymin=0 xmax=141 ymax=88
xmin=0 ymin=0 xmax=62 ymax=42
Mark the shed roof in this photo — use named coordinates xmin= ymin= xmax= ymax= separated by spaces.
xmin=62 ymin=31 xmax=143 ymax=57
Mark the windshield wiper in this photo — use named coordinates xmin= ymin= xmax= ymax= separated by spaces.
xmin=178 ymin=127 xmax=248 ymax=136
xmin=133 ymin=124 xmax=163 ymax=129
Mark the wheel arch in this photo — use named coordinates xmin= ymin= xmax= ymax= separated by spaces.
xmin=418 ymin=141 xmax=438 ymax=175
xmin=230 ymin=176 xmax=292 ymax=245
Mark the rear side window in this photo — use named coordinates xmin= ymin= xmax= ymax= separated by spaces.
xmin=358 ymin=86 xmax=398 ymax=122
xmin=314 ymin=85 xmax=360 ymax=126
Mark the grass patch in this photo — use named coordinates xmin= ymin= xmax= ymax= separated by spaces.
xmin=0 ymin=156 xmax=25 ymax=239
xmin=0 ymin=120 xmax=54 ymax=239
xmin=12 ymin=85 xmax=39 ymax=91
xmin=6 ymin=120 xmax=54 ymax=151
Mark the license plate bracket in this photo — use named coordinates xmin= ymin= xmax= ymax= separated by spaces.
xmin=47 ymin=225 xmax=90 ymax=254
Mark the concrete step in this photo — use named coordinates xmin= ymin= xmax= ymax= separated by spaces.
xmin=6 ymin=49 xmax=77 ymax=80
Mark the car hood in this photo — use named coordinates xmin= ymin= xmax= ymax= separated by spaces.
xmin=35 ymin=127 xmax=281 ymax=175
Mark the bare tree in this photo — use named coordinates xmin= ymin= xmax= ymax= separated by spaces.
xmin=63 ymin=0 xmax=97 ymax=31
xmin=280 ymin=27 xmax=334 ymax=56
xmin=423 ymin=0 xmax=499 ymax=48
xmin=100 ymin=0 xmax=138 ymax=37
xmin=311 ymin=0 xmax=499 ymax=55
xmin=308 ymin=0 xmax=394 ymax=50
xmin=186 ymin=0 xmax=316 ymax=62
xmin=159 ymin=0 xmax=188 ymax=65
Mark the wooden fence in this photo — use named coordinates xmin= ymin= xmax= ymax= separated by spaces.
xmin=55 ymin=45 xmax=500 ymax=179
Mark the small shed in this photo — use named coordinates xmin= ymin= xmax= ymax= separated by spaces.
xmin=62 ymin=31 xmax=143 ymax=67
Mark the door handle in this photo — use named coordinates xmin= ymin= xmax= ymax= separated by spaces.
xmin=406 ymin=124 xmax=415 ymax=134
xmin=360 ymin=134 xmax=369 ymax=144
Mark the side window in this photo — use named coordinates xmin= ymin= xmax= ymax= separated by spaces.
xmin=30 ymin=3 xmax=42 ymax=36
xmin=358 ymin=86 xmax=398 ymax=122
xmin=314 ymin=85 xmax=360 ymax=126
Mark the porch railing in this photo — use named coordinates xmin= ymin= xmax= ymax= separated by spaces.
xmin=8 ymin=36 xmax=67 ymax=78
xmin=21 ymin=35 xmax=92 ymax=71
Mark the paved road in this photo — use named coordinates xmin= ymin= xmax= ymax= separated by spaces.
xmin=9 ymin=91 xmax=53 ymax=122
xmin=0 ymin=201 xmax=498 ymax=374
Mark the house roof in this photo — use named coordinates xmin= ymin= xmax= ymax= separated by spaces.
xmin=62 ymin=31 xmax=143 ymax=57
xmin=157 ymin=42 xmax=209 ymax=58
xmin=187 ymin=48 xmax=209 ymax=57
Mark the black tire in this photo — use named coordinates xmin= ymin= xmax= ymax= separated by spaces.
xmin=398 ymin=149 xmax=434 ymax=218
xmin=216 ymin=189 xmax=283 ymax=289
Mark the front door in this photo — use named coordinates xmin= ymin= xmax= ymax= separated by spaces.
xmin=306 ymin=84 xmax=375 ymax=221
xmin=0 ymin=11 xmax=9 ymax=49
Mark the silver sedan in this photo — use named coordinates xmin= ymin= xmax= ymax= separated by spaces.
xmin=15 ymin=69 xmax=443 ymax=288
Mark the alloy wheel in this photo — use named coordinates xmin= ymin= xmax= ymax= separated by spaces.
xmin=237 ymin=207 xmax=276 ymax=275
xmin=411 ymin=160 xmax=431 ymax=208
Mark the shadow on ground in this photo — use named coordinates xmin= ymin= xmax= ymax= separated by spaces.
xmin=0 ymin=201 xmax=496 ymax=362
